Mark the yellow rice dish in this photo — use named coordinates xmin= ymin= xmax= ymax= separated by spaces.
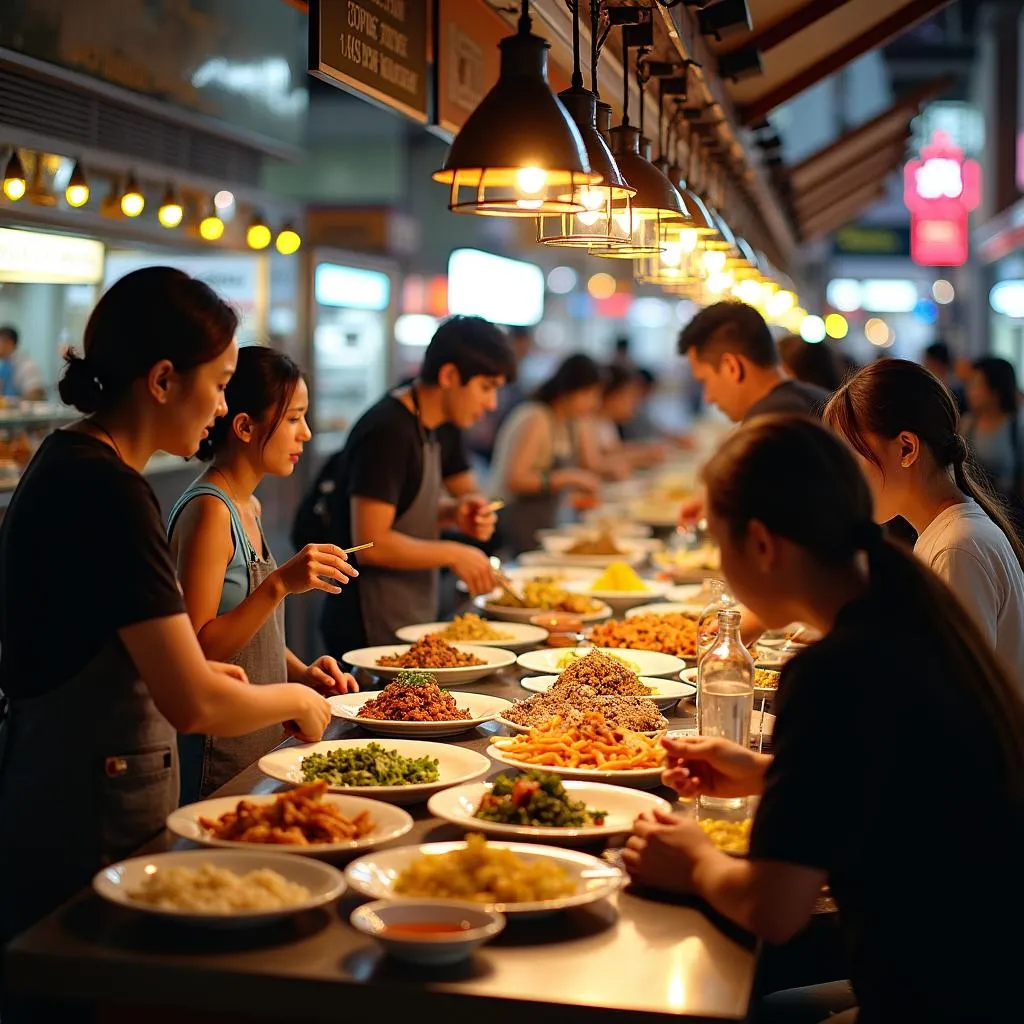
xmin=394 ymin=834 xmax=576 ymax=904
xmin=591 ymin=561 xmax=649 ymax=592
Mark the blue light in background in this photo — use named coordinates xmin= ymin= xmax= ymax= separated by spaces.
xmin=913 ymin=298 xmax=938 ymax=325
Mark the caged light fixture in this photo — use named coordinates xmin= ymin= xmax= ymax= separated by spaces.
xmin=432 ymin=0 xmax=599 ymax=217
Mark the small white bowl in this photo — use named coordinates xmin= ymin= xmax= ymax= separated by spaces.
xmin=350 ymin=899 xmax=505 ymax=965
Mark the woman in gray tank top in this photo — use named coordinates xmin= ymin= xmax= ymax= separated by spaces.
xmin=168 ymin=347 xmax=359 ymax=802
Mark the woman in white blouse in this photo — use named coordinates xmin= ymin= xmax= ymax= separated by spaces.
xmin=825 ymin=358 xmax=1024 ymax=682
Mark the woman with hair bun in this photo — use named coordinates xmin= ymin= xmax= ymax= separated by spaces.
xmin=0 ymin=268 xmax=333 ymax=960
xmin=168 ymin=345 xmax=358 ymax=802
xmin=824 ymin=358 xmax=1024 ymax=678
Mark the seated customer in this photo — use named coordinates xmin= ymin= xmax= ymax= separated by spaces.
xmin=314 ymin=316 xmax=515 ymax=654
xmin=623 ymin=415 xmax=1024 ymax=1024
xmin=489 ymin=353 xmax=603 ymax=556
xmin=825 ymin=358 xmax=1024 ymax=684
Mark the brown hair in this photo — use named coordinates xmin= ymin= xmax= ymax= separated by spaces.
xmin=59 ymin=267 xmax=238 ymax=415
xmin=823 ymin=358 xmax=1024 ymax=572
xmin=701 ymin=414 xmax=1024 ymax=800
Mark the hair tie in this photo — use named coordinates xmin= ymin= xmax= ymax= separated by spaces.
xmin=851 ymin=521 xmax=883 ymax=552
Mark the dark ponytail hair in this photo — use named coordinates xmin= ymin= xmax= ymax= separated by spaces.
xmin=195 ymin=345 xmax=304 ymax=462
xmin=59 ymin=267 xmax=238 ymax=415
xmin=534 ymin=353 xmax=603 ymax=406
xmin=823 ymin=359 xmax=1024 ymax=573
xmin=702 ymin=414 xmax=1024 ymax=801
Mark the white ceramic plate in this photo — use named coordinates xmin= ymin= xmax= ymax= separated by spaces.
xmin=681 ymin=667 xmax=778 ymax=701
xmin=625 ymin=600 xmax=701 ymax=619
xmin=395 ymin=621 xmax=548 ymax=651
xmin=666 ymin=584 xmax=711 ymax=604
xmin=518 ymin=548 xmax=647 ymax=570
xmin=427 ymin=781 xmax=673 ymax=845
xmin=473 ymin=594 xmax=612 ymax=625
xmin=519 ymin=674 xmax=695 ymax=712
xmin=564 ymin=578 xmax=672 ymax=613
xmin=258 ymin=738 xmax=492 ymax=805
xmin=327 ymin=691 xmax=514 ymax=738
xmin=94 ymin=850 xmax=346 ymax=928
xmin=167 ymin=793 xmax=414 ymax=857
xmin=342 ymin=644 xmax=516 ymax=685
xmin=517 ymin=646 xmax=686 ymax=679
xmin=344 ymin=840 xmax=625 ymax=916
xmin=487 ymin=743 xmax=665 ymax=790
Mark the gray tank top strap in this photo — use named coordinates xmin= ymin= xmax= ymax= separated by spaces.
xmin=167 ymin=482 xmax=256 ymax=562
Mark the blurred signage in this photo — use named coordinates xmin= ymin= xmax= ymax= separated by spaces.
xmin=0 ymin=0 xmax=308 ymax=153
xmin=309 ymin=0 xmax=429 ymax=122
xmin=0 ymin=228 xmax=104 ymax=285
xmin=904 ymin=131 xmax=981 ymax=267
xmin=831 ymin=226 xmax=910 ymax=257
xmin=315 ymin=264 xmax=392 ymax=310
xmin=435 ymin=0 xmax=570 ymax=136
xmin=447 ymin=248 xmax=544 ymax=326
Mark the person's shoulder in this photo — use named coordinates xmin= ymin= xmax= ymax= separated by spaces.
xmin=346 ymin=395 xmax=417 ymax=447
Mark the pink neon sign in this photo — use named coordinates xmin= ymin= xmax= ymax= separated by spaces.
xmin=903 ymin=131 xmax=981 ymax=267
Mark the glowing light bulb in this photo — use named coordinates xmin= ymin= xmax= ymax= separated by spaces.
xmin=660 ymin=244 xmax=683 ymax=268
xmin=66 ymin=183 xmax=89 ymax=208
xmin=158 ymin=194 xmax=184 ymax=228
xmin=515 ymin=198 xmax=544 ymax=210
xmin=579 ymin=187 xmax=605 ymax=212
xmin=824 ymin=313 xmax=848 ymax=339
xmin=576 ymin=210 xmax=602 ymax=227
xmin=707 ymin=271 xmax=734 ymax=294
xmin=120 ymin=178 xmax=145 ymax=217
xmin=275 ymin=226 xmax=301 ymax=255
xmin=200 ymin=214 xmax=225 ymax=241
xmin=2 ymin=152 xmax=26 ymax=201
xmin=676 ymin=228 xmax=699 ymax=253
xmin=614 ymin=211 xmax=634 ymax=235
xmin=516 ymin=167 xmax=547 ymax=195
xmin=703 ymin=249 xmax=727 ymax=273
xmin=767 ymin=289 xmax=796 ymax=318
xmin=246 ymin=219 xmax=272 ymax=250
xmin=735 ymin=279 xmax=762 ymax=305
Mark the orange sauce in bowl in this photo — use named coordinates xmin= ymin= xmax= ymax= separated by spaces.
xmin=382 ymin=921 xmax=473 ymax=936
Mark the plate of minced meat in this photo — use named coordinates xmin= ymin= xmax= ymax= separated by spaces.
xmin=497 ymin=683 xmax=669 ymax=736
xmin=344 ymin=637 xmax=517 ymax=685
xmin=328 ymin=671 xmax=514 ymax=738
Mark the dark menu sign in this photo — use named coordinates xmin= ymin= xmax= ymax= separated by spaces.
xmin=309 ymin=0 xmax=429 ymax=122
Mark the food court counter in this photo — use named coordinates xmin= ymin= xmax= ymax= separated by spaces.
xmin=6 ymin=665 xmax=759 ymax=1024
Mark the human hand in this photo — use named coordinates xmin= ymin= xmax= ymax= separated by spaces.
xmin=208 ymin=661 xmax=249 ymax=684
xmin=621 ymin=809 xmax=713 ymax=894
xmin=284 ymin=687 xmax=332 ymax=743
xmin=555 ymin=467 xmax=602 ymax=493
xmin=273 ymin=544 xmax=359 ymax=596
xmin=447 ymin=542 xmax=496 ymax=596
xmin=301 ymin=656 xmax=359 ymax=695
xmin=455 ymin=497 xmax=497 ymax=543
xmin=661 ymin=735 xmax=768 ymax=799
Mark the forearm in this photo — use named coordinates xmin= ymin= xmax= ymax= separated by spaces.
xmin=193 ymin=575 xmax=287 ymax=662
xmin=286 ymin=647 xmax=307 ymax=683
xmin=358 ymin=529 xmax=458 ymax=571
xmin=184 ymin=677 xmax=308 ymax=737
xmin=437 ymin=496 xmax=460 ymax=527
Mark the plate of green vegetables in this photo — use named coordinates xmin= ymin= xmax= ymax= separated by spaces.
xmin=258 ymin=739 xmax=492 ymax=806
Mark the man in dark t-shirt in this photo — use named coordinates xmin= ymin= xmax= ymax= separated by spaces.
xmin=317 ymin=316 xmax=516 ymax=655
xmin=678 ymin=301 xmax=828 ymax=424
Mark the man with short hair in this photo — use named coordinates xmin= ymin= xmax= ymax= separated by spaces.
xmin=678 ymin=302 xmax=828 ymax=423
xmin=922 ymin=340 xmax=968 ymax=414
xmin=317 ymin=315 xmax=517 ymax=654
xmin=0 ymin=326 xmax=45 ymax=401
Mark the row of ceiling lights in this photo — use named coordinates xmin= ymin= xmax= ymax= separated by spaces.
xmin=1 ymin=149 xmax=302 ymax=255
xmin=430 ymin=0 xmax=798 ymax=322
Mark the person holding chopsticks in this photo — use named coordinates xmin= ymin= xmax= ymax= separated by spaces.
xmin=311 ymin=315 xmax=516 ymax=654
xmin=623 ymin=415 xmax=1024 ymax=1024
xmin=168 ymin=344 xmax=359 ymax=802
xmin=0 ymin=269 xmax=331 ymax=961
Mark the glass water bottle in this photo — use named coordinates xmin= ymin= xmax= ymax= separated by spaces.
xmin=696 ymin=581 xmax=732 ymax=664
xmin=698 ymin=608 xmax=754 ymax=810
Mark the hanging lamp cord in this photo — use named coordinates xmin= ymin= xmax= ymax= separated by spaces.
xmin=636 ymin=48 xmax=650 ymax=138
xmin=569 ymin=0 xmax=583 ymax=90
xmin=519 ymin=0 xmax=531 ymax=33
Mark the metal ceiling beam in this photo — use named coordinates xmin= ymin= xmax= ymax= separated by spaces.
xmin=737 ymin=0 xmax=956 ymax=125
xmin=719 ymin=0 xmax=858 ymax=56
xmin=800 ymin=184 xmax=888 ymax=239
xmin=795 ymin=151 xmax=904 ymax=219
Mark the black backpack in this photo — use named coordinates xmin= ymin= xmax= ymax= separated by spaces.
xmin=291 ymin=452 xmax=344 ymax=550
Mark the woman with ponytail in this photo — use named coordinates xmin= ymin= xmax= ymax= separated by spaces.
xmin=623 ymin=415 xmax=1024 ymax=1024
xmin=823 ymin=358 xmax=1024 ymax=679
xmin=168 ymin=345 xmax=358 ymax=802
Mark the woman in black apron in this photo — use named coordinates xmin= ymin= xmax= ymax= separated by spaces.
xmin=0 ymin=269 xmax=331 ymax=962
xmin=169 ymin=346 xmax=358 ymax=802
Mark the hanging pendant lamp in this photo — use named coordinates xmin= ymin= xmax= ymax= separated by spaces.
xmin=433 ymin=0 xmax=598 ymax=217
xmin=591 ymin=47 xmax=686 ymax=259
xmin=539 ymin=0 xmax=634 ymax=247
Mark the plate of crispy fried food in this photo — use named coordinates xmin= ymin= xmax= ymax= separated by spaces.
xmin=488 ymin=712 xmax=668 ymax=790
xmin=167 ymin=782 xmax=415 ymax=859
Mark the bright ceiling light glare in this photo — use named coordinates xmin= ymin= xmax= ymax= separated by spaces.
xmin=120 ymin=173 xmax=145 ymax=217
xmin=706 ymin=271 xmax=735 ymax=294
xmin=735 ymin=278 xmax=763 ymax=305
xmin=865 ymin=317 xmax=892 ymax=347
xmin=246 ymin=214 xmax=272 ymax=250
xmin=214 ymin=189 xmax=235 ymax=209
xmin=824 ymin=313 xmax=849 ymax=339
xmin=199 ymin=211 xmax=225 ymax=241
xmin=766 ymin=289 xmax=796 ymax=318
xmin=275 ymin=224 xmax=302 ymax=255
xmin=2 ymin=150 xmax=26 ymax=201
xmin=65 ymin=160 xmax=90 ymax=208
xmin=703 ymin=249 xmax=727 ymax=274
xmin=587 ymin=272 xmax=616 ymax=300
xmin=157 ymin=187 xmax=184 ymax=228
xmin=800 ymin=315 xmax=826 ymax=344
xmin=932 ymin=278 xmax=955 ymax=305
xmin=547 ymin=266 xmax=577 ymax=294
